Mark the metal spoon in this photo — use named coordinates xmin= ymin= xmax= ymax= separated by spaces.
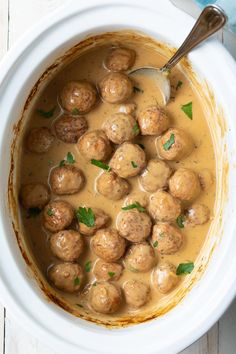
xmin=129 ymin=5 xmax=227 ymax=105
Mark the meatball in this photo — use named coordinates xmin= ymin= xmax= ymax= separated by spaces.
xmin=152 ymin=223 xmax=183 ymax=255
xmin=96 ymin=171 xmax=130 ymax=201
xmin=78 ymin=130 xmax=112 ymax=161
xmin=116 ymin=210 xmax=152 ymax=243
xmin=186 ymin=203 xmax=210 ymax=226
xmin=124 ymin=192 xmax=149 ymax=208
xmin=110 ymin=142 xmax=146 ymax=178
xmin=138 ymin=105 xmax=170 ymax=136
xmin=50 ymin=165 xmax=84 ymax=195
xmin=104 ymin=47 xmax=136 ymax=72
xmin=139 ymin=159 xmax=172 ymax=193
xmin=78 ymin=208 xmax=110 ymax=236
xmin=54 ymin=115 xmax=88 ymax=143
xmin=152 ymin=262 xmax=179 ymax=293
xmin=149 ymin=190 xmax=181 ymax=222
xmin=123 ymin=280 xmax=150 ymax=308
xmin=25 ymin=127 xmax=54 ymax=154
xmin=124 ymin=242 xmax=156 ymax=273
xmin=60 ymin=81 xmax=97 ymax=114
xmin=104 ymin=113 xmax=138 ymax=144
xmin=50 ymin=230 xmax=84 ymax=262
xmin=48 ymin=262 xmax=84 ymax=293
xmin=20 ymin=183 xmax=50 ymax=209
xmin=156 ymin=128 xmax=194 ymax=161
xmin=91 ymin=228 xmax=126 ymax=262
xmin=99 ymin=73 xmax=133 ymax=104
xmin=89 ymin=282 xmax=122 ymax=314
xmin=118 ymin=102 xmax=137 ymax=115
xmin=93 ymin=259 xmax=123 ymax=281
xmin=43 ymin=200 xmax=74 ymax=232
xmin=169 ymin=168 xmax=201 ymax=201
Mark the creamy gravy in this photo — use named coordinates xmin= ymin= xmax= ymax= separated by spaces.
xmin=18 ymin=36 xmax=216 ymax=324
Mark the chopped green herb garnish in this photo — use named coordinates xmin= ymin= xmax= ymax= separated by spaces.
xmin=59 ymin=152 xmax=75 ymax=167
xmin=133 ymin=122 xmax=140 ymax=135
xmin=36 ymin=106 xmax=55 ymax=118
xmin=47 ymin=208 xmax=54 ymax=216
xmin=138 ymin=143 xmax=145 ymax=150
xmin=76 ymin=207 xmax=95 ymax=227
xmin=176 ymin=80 xmax=183 ymax=90
xmin=91 ymin=159 xmax=111 ymax=171
xmin=108 ymin=272 xmax=115 ymax=278
xmin=71 ymin=108 xmax=80 ymax=115
xmin=76 ymin=304 xmax=83 ymax=308
xmin=74 ymin=277 xmax=80 ymax=286
xmin=59 ymin=160 xmax=66 ymax=167
xmin=26 ymin=207 xmax=41 ymax=218
xmin=176 ymin=215 xmax=185 ymax=228
xmin=85 ymin=261 xmax=92 ymax=273
xmin=131 ymin=161 xmax=138 ymax=168
xmin=122 ymin=202 xmax=146 ymax=212
xmin=163 ymin=133 xmax=175 ymax=151
xmin=176 ymin=262 xmax=194 ymax=275
xmin=153 ymin=241 xmax=158 ymax=248
xmin=181 ymin=101 xmax=193 ymax=120
xmin=133 ymin=86 xmax=144 ymax=93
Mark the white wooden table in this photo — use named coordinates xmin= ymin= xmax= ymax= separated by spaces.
xmin=1 ymin=1 xmax=236 ymax=353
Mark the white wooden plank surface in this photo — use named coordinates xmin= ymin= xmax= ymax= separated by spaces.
xmin=0 ymin=0 xmax=236 ymax=353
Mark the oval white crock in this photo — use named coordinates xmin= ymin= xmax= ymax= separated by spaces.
xmin=1 ymin=1 xmax=236 ymax=353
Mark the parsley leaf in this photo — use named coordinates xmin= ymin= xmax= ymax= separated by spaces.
xmin=26 ymin=207 xmax=41 ymax=218
xmin=133 ymin=122 xmax=140 ymax=135
xmin=76 ymin=207 xmax=95 ymax=227
xmin=108 ymin=272 xmax=115 ymax=278
xmin=36 ymin=106 xmax=55 ymax=118
xmin=153 ymin=240 xmax=158 ymax=248
xmin=59 ymin=152 xmax=75 ymax=166
xmin=71 ymin=108 xmax=80 ymax=115
xmin=163 ymin=133 xmax=175 ymax=151
xmin=131 ymin=161 xmax=138 ymax=168
xmin=181 ymin=101 xmax=193 ymax=120
xmin=47 ymin=208 xmax=54 ymax=216
xmin=133 ymin=86 xmax=144 ymax=93
xmin=122 ymin=202 xmax=146 ymax=212
xmin=91 ymin=159 xmax=111 ymax=171
xmin=59 ymin=160 xmax=66 ymax=167
xmin=176 ymin=215 xmax=185 ymax=228
xmin=74 ymin=277 xmax=80 ymax=286
xmin=176 ymin=262 xmax=194 ymax=275
xmin=85 ymin=261 xmax=92 ymax=273
xmin=176 ymin=80 xmax=183 ymax=90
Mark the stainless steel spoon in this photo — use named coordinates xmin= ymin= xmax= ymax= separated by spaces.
xmin=129 ymin=5 xmax=227 ymax=105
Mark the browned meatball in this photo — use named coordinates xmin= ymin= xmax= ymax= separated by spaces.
xmin=96 ymin=171 xmax=130 ymax=201
xmin=169 ymin=168 xmax=201 ymax=201
xmin=152 ymin=223 xmax=183 ymax=255
xmin=91 ymin=228 xmax=126 ymax=262
xmin=104 ymin=113 xmax=138 ymax=144
xmin=156 ymin=128 xmax=194 ymax=161
xmin=186 ymin=204 xmax=210 ymax=226
xmin=123 ymin=280 xmax=150 ymax=308
xmin=149 ymin=190 xmax=181 ymax=222
xmin=93 ymin=259 xmax=123 ymax=281
xmin=43 ymin=200 xmax=74 ymax=232
xmin=78 ymin=208 xmax=110 ymax=236
xmin=124 ymin=242 xmax=156 ymax=273
xmin=25 ymin=127 xmax=54 ymax=154
xmin=60 ymin=81 xmax=97 ymax=114
xmin=110 ymin=142 xmax=146 ymax=178
xmin=49 ymin=165 xmax=84 ymax=195
xmin=20 ymin=183 xmax=50 ymax=209
xmin=116 ymin=210 xmax=152 ymax=243
xmin=48 ymin=262 xmax=84 ymax=293
xmin=54 ymin=115 xmax=88 ymax=143
xmin=139 ymin=159 xmax=172 ymax=193
xmin=152 ymin=262 xmax=179 ymax=293
xmin=99 ymin=73 xmax=133 ymax=104
xmin=89 ymin=282 xmax=122 ymax=314
xmin=138 ymin=105 xmax=170 ymax=136
xmin=50 ymin=230 xmax=84 ymax=262
xmin=104 ymin=47 xmax=136 ymax=72
xmin=78 ymin=130 xmax=112 ymax=161
xmin=124 ymin=192 xmax=149 ymax=208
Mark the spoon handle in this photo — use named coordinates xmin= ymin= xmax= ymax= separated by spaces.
xmin=162 ymin=4 xmax=227 ymax=71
